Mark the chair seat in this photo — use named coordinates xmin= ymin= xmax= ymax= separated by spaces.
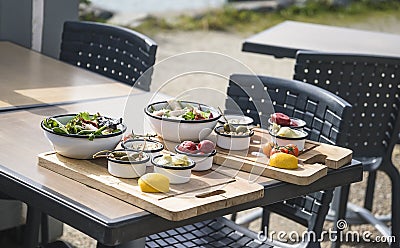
xmin=145 ymin=217 xmax=272 ymax=248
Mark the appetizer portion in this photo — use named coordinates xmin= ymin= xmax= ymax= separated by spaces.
xmin=138 ymin=173 xmax=170 ymax=193
xmin=269 ymin=153 xmax=298 ymax=170
xmin=269 ymin=123 xmax=308 ymax=151
xmin=262 ymin=143 xmax=299 ymax=158
xmin=155 ymin=154 xmax=191 ymax=167
xmin=150 ymin=99 xmax=214 ymax=121
xmin=214 ymin=125 xmax=254 ymax=151
xmin=176 ymin=140 xmax=215 ymax=154
xmin=175 ymin=140 xmax=216 ymax=171
xmin=269 ymin=112 xmax=306 ymax=128
xmin=43 ymin=112 xmax=123 ymax=141
xmin=152 ymin=154 xmax=196 ymax=184
xmin=220 ymin=124 xmax=251 ymax=136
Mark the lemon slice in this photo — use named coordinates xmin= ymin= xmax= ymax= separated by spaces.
xmin=138 ymin=173 xmax=170 ymax=193
xmin=269 ymin=153 xmax=298 ymax=169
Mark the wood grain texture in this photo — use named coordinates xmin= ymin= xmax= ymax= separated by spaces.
xmin=38 ymin=152 xmax=264 ymax=221
xmin=0 ymin=41 xmax=137 ymax=110
xmin=213 ymin=128 xmax=353 ymax=185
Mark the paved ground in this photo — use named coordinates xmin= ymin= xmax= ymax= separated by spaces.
xmin=2 ymin=16 xmax=399 ymax=247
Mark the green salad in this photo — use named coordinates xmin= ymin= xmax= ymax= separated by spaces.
xmin=151 ymin=100 xmax=214 ymax=121
xmin=43 ymin=112 xmax=123 ymax=141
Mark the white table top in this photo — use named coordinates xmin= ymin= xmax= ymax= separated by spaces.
xmin=243 ymin=21 xmax=400 ymax=58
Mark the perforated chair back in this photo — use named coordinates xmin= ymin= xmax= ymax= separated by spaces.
xmin=294 ymin=52 xmax=400 ymax=157
xmin=226 ymin=74 xmax=353 ymax=146
xmin=60 ymin=21 xmax=157 ymax=91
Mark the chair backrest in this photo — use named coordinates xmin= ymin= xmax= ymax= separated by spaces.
xmin=226 ymin=74 xmax=353 ymax=146
xmin=225 ymin=74 xmax=350 ymax=241
xmin=60 ymin=21 xmax=157 ymax=91
xmin=294 ymin=52 xmax=400 ymax=158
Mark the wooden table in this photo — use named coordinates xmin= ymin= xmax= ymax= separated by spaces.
xmin=0 ymin=41 xmax=136 ymax=111
xmin=0 ymin=41 xmax=363 ymax=247
xmin=242 ymin=20 xmax=400 ymax=58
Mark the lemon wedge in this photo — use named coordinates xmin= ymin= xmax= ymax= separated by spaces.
xmin=138 ymin=173 xmax=170 ymax=193
xmin=269 ymin=153 xmax=298 ymax=169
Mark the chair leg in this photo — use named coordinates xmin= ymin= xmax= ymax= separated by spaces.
xmin=261 ymin=207 xmax=271 ymax=231
xmin=381 ymin=163 xmax=400 ymax=248
xmin=331 ymin=185 xmax=350 ymax=248
xmin=231 ymin=212 xmax=237 ymax=222
xmin=364 ymin=171 xmax=377 ymax=211
xmin=23 ymin=206 xmax=41 ymax=248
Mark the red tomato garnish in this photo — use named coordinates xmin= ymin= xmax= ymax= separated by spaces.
xmin=269 ymin=144 xmax=299 ymax=157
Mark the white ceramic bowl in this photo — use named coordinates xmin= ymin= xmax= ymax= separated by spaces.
xmin=268 ymin=117 xmax=306 ymax=129
xmin=151 ymin=154 xmax=196 ymax=184
xmin=41 ymin=114 xmax=126 ymax=159
xmin=218 ymin=114 xmax=254 ymax=126
xmin=121 ymin=139 xmax=164 ymax=166
xmin=144 ymin=101 xmax=221 ymax=142
xmin=269 ymin=129 xmax=308 ymax=151
xmin=174 ymin=145 xmax=216 ymax=171
xmin=106 ymin=149 xmax=149 ymax=178
xmin=214 ymin=126 xmax=254 ymax=151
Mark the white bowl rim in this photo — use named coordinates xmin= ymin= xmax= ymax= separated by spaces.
xmin=144 ymin=100 xmax=221 ymax=123
xmin=218 ymin=114 xmax=254 ymax=125
xmin=151 ymin=154 xmax=196 ymax=170
xmin=106 ymin=149 xmax=150 ymax=164
xmin=121 ymin=138 xmax=164 ymax=153
xmin=41 ymin=113 xmax=127 ymax=139
xmin=269 ymin=129 xmax=308 ymax=140
xmin=268 ymin=117 xmax=306 ymax=128
xmin=174 ymin=145 xmax=217 ymax=157
xmin=214 ymin=126 xmax=254 ymax=138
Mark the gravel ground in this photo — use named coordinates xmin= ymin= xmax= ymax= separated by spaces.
xmin=56 ymin=17 xmax=400 ymax=247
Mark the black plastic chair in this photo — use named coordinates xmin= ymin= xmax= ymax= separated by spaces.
xmin=146 ymin=189 xmax=333 ymax=248
xmin=225 ymin=74 xmax=353 ymax=247
xmin=293 ymin=51 xmax=400 ymax=248
xmin=60 ymin=21 xmax=157 ymax=91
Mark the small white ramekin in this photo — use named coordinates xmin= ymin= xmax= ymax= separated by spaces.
xmin=214 ymin=126 xmax=254 ymax=151
xmin=174 ymin=145 xmax=216 ymax=171
xmin=121 ymin=139 xmax=164 ymax=166
xmin=269 ymin=129 xmax=308 ymax=151
xmin=151 ymin=154 xmax=196 ymax=184
xmin=106 ymin=149 xmax=149 ymax=178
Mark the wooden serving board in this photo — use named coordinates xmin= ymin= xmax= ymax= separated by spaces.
xmin=213 ymin=128 xmax=353 ymax=185
xmin=38 ymin=152 xmax=264 ymax=221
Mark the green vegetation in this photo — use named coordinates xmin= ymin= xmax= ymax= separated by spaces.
xmin=131 ymin=0 xmax=400 ymax=35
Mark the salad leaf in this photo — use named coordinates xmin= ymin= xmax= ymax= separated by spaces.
xmin=182 ymin=110 xmax=195 ymax=120
xmin=43 ymin=112 xmax=122 ymax=141
xmin=201 ymin=110 xmax=212 ymax=119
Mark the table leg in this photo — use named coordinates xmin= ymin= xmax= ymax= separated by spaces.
xmin=331 ymin=186 xmax=350 ymax=248
xmin=23 ymin=206 xmax=41 ymax=248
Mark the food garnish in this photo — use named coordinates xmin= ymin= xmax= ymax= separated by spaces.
xmin=177 ymin=140 xmax=215 ymax=154
xmin=269 ymin=153 xmax=298 ymax=169
xmin=138 ymin=173 xmax=170 ymax=193
xmin=93 ymin=150 xmax=147 ymax=161
xmin=155 ymin=154 xmax=191 ymax=167
xmin=151 ymin=99 xmax=213 ymax=121
xmin=220 ymin=125 xmax=251 ymax=136
xmin=43 ymin=112 xmax=122 ymax=141
xmin=270 ymin=144 xmax=299 ymax=157
xmin=261 ymin=142 xmax=275 ymax=157
xmin=271 ymin=113 xmax=291 ymax=126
